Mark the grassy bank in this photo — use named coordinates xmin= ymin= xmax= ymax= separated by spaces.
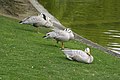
xmin=0 ymin=15 xmax=120 ymax=80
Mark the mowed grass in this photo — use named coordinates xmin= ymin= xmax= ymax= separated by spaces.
xmin=0 ymin=15 xmax=120 ymax=80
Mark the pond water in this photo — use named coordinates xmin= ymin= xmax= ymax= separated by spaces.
xmin=39 ymin=0 xmax=120 ymax=54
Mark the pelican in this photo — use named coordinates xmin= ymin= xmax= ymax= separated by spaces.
xmin=62 ymin=48 xmax=94 ymax=64
xmin=43 ymin=28 xmax=74 ymax=49
xmin=19 ymin=13 xmax=53 ymax=32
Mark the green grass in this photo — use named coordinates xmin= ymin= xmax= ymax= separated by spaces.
xmin=0 ymin=15 xmax=120 ymax=80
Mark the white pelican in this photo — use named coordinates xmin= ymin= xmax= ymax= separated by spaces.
xmin=43 ymin=28 xmax=74 ymax=49
xmin=62 ymin=48 xmax=94 ymax=64
xmin=19 ymin=13 xmax=53 ymax=32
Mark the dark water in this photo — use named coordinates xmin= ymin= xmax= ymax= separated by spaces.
xmin=39 ymin=0 xmax=120 ymax=54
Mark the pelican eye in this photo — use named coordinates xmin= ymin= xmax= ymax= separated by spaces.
xmin=47 ymin=34 xmax=50 ymax=36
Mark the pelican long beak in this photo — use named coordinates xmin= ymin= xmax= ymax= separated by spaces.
xmin=43 ymin=35 xmax=50 ymax=39
xmin=87 ymin=52 xmax=91 ymax=56
xmin=19 ymin=21 xmax=23 ymax=24
xmin=42 ymin=36 xmax=46 ymax=38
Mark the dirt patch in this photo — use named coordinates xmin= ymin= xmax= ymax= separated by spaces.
xmin=0 ymin=0 xmax=38 ymax=20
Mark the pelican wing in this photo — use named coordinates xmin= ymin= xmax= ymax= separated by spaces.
xmin=20 ymin=15 xmax=46 ymax=24
xmin=63 ymin=49 xmax=88 ymax=56
xmin=62 ymin=49 xmax=93 ymax=63
xmin=62 ymin=50 xmax=74 ymax=60
xmin=55 ymin=30 xmax=69 ymax=36
xmin=55 ymin=31 xmax=70 ymax=41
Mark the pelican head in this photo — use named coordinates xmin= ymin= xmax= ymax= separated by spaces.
xmin=85 ymin=48 xmax=91 ymax=56
xmin=43 ymin=32 xmax=56 ymax=39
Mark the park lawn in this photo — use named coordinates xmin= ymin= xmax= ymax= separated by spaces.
xmin=0 ymin=15 xmax=120 ymax=80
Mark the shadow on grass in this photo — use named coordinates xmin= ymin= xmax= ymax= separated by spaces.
xmin=59 ymin=56 xmax=95 ymax=64
xmin=16 ymin=26 xmax=51 ymax=34
xmin=15 ymin=26 xmax=37 ymax=33
xmin=40 ymin=43 xmax=60 ymax=48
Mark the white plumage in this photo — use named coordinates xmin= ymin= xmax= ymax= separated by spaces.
xmin=19 ymin=13 xmax=53 ymax=32
xmin=43 ymin=28 xmax=74 ymax=49
xmin=62 ymin=48 xmax=94 ymax=63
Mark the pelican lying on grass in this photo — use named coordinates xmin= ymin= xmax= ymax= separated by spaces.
xmin=62 ymin=48 xmax=94 ymax=64
xmin=19 ymin=13 xmax=53 ymax=32
xmin=43 ymin=28 xmax=74 ymax=49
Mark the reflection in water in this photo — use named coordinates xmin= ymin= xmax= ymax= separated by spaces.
xmin=108 ymin=43 xmax=120 ymax=47
xmin=110 ymin=35 xmax=120 ymax=38
xmin=109 ymin=48 xmax=120 ymax=54
xmin=39 ymin=0 xmax=120 ymax=54
xmin=104 ymin=29 xmax=120 ymax=54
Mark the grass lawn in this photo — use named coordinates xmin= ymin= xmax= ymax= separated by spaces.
xmin=0 ymin=15 xmax=120 ymax=80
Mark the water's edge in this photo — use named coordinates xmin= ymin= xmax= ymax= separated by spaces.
xmin=29 ymin=0 xmax=120 ymax=58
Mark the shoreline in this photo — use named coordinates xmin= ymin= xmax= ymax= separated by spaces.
xmin=29 ymin=0 xmax=120 ymax=57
